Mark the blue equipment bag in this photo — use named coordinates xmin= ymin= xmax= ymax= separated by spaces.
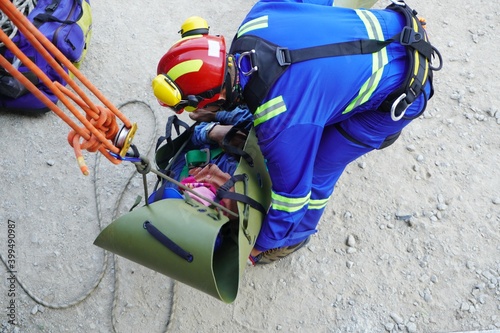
xmin=0 ymin=0 xmax=92 ymax=113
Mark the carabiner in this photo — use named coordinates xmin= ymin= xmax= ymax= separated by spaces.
xmin=390 ymin=93 xmax=409 ymax=121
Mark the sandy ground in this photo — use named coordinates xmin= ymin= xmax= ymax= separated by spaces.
xmin=1 ymin=0 xmax=499 ymax=332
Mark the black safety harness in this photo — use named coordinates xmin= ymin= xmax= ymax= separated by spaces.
xmin=229 ymin=0 xmax=443 ymax=121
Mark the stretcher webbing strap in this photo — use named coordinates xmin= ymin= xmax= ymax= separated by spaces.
xmin=221 ymin=124 xmax=254 ymax=166
xmin=155 ymin=115 xmax=191 ymax=151
xmin=0 ymin=0 xmax=134 ymax=175
xmin=216 ymin=174 xmax=267 ymax=215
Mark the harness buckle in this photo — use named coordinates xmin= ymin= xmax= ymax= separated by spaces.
xmin=185 ymin=148 xmax=211 ymax=168
xmin=400 ymin=26 xmax=423 ymax=46
xmin=276 ymin=47 xmax=291 ymax=66
xmin=201 ymin=148 xmax=211 ymax=166
xmin=237 ymin=49 xmax=258 ymax=76
xmin=390 ymin=93 xmax=409 ymax=121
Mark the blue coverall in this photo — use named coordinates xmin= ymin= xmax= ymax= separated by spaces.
xmin=234 ymin=0 xmax=434 ymax=251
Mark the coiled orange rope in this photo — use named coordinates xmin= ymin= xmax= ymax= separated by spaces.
xmin=0 ymin=0 xmax=136 ymax=175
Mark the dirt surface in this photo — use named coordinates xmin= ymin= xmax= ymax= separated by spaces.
xmin=1 ymin=0 xmax=499 ymax=332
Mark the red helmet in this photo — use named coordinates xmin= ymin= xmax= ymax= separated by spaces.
xmin=152 ymin=34 xmax=227 ymax=113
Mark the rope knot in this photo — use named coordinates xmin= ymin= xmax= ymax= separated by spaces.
xmin=68 ymin=106 xmax=120 ymax=175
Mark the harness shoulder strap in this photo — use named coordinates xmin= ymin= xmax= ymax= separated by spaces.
xmin=230 ymin=1 xmax=442 ymax=119
xmin=230 ymin=35 xmax=392 ymax=113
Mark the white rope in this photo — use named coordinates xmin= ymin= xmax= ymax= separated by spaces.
xmin=0 ymin=0 xmax=37 ymax=47
xmin=0 ymin=100 xmax=178 ymax=331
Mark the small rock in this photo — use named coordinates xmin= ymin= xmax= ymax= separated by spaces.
xmin=437 ymin=203 xmax=448 ymax=211
xmin=390 ymin=312 xmax=404 ymax=324
xmin=406 ymin=145 xmax=416 ymax=152
xmin=461 ymin=302 xmax=470 ymax=311
xmin=406 ymin=322 xmax=417 ymax=333
xmin=346 ymin=235 xmax=356 ymax=247
xmin=423 ymin=291 xmax=432 ymax=302
xmin=451 ymin=91 xmax=462 ymax=101
xmin=46 ymin=159 xmax=55 ymax=166
xmin=395 ymin=213 xmax=413 ymax=221
xmin=31 ymin=305 xmax=38 ymax=315
xmin=486 ymin=107 xmax=497 ymax=117
xmin=492 ymin=198 xmax=500 ymax=205
xmin=474 ymin=282 xmax=486 ymax=290
xmin=466 ymin=261 xmax=475 ymax=270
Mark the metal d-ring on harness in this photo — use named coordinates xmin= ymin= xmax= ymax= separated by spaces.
xmin=230 ymin=0 xmax=443 ymax=120
xmin=390 ymin=93 xmax=408 ymax=121
xmin=237 ymin=49 xmax=258 ymax=76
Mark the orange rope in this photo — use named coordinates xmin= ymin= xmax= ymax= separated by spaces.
xmin=0 ymin=0 xmax=135 ymax=175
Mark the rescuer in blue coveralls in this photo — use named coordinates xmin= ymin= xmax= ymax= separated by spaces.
xmin=151 ymin=0 xmax=441 ymax=265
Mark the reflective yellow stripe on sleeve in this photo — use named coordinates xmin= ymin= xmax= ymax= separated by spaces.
xmin=253 ymin=96 xmax=286 ymax=126
xmin=271 ymin=191 xmax=311 ymax=213
xmin=343 ymin=10 xmax=389 ymax=114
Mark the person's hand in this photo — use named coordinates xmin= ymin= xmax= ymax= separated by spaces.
xmin=207 ymin=124 xmax=232 ymax=146
xmin=189 ymin=109 xmax=217 ymax=122
xmin=250 ymin=248 xmax=262 ymax=257
xmin=208 ymin=124 xmax=247 ymax=148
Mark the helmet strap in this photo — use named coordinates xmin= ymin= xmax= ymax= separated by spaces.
xmin=186 ymin=95 xmax=201 ymax=107
xmin=185 ymin=85 xmax=222 ymax=108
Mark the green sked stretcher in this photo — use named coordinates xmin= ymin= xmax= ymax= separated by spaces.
xmin=94 ymin=128 xmax=270 ymax=303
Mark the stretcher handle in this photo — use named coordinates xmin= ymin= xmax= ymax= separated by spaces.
xmin=143 ymin=221 xmax=194 ymax=263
